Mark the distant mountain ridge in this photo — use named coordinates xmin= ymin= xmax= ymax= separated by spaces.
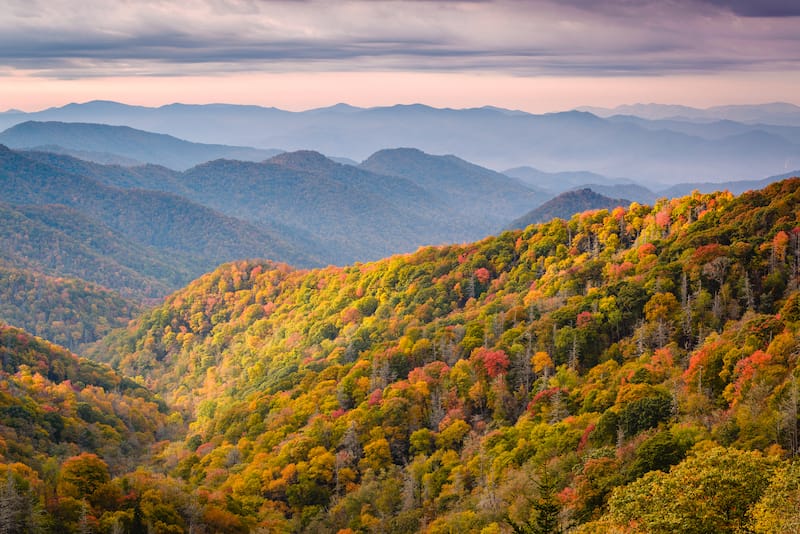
xmin=502 ymin=165 xmax=636 ymax=194
xmin=1 ymin=101 xmax=798 ymax=182
xmin=579 ymin=102 xmax=800 ymax=126
xmin=0 ymin=121 xmax=282 ymax=170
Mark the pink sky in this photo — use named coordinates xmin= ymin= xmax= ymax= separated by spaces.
xmin=4 ymin=70 xmax=799 ymax=114
xmin=1 ymin=0 xmax=799 ymax=113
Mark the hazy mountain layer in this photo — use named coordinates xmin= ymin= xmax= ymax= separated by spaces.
xmin=0 ymin=145 xmax=323 ymax=292
xmin=2 ymin=101 xmax=798 ymax=182
xmin=579 ymin=102 xmax=800 ymax=125
xmin=0 ymin=120 xmax=282 ymax=170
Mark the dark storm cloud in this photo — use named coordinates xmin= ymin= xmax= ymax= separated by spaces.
xmin=0 ymin=0 xmax=798 ymax=77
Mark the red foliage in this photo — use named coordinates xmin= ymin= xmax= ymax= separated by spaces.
xmin=474 ymin=267 xmax=491 ymax=284
xmin=471 ymin=347 xmax=510 ymax=378
xmin=637 ymin=243 xmax=656 ymax=259
xmin=729 ymin=350 xmax=773 ymax=404
xmin=608 ymin=261 xmax=635 ymax=279
xmin=408 ymin=361 xmax=450 ymax=385
xmin=195 ymin=442 xmax=215 ymax=457
xmin=683 ymin=338 xmax=725 ymax=385
xmin=368 ymin=389 xmax=382 ymax=406
xmin=576 ymin=311 xmax=593 ymax=328
xmin=691 ymin=243 xmax=725 ymax=264
xmin=655 ymin=208 xmax=671 ymax=229
xmin=577 ymin=423 xmax=595 ymax=452
xmin=341 ymin=307 xmax=361 ymax=324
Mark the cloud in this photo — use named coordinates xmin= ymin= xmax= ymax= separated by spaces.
xmin=704 ymin=0 xmax=800 ymax=17
xmin=0 ymin=0 xmax=797 ymax=79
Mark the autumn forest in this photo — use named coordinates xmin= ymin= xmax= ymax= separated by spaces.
xmin=2 ymin=161 xmax=800 ymax=532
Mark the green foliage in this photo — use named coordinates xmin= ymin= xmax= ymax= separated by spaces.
xmin=600 ymin=447 xmax=778 ymax=533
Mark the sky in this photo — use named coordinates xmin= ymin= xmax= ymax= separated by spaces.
xmin=1 ymin=0 xmax=799 ymax=113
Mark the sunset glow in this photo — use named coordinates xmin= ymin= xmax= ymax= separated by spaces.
xmin=1 ymin=0 xmax=798 ymax=112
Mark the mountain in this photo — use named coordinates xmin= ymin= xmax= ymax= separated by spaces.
xmin=26 ymin=144 xmax=144 ymax=166
xmin=76 ymin=177 xmax=800 ymax=532
xmin=507 ymin=188 xmax=630 ymax=229
xmin=2 ymin=101 xmax=799 ymax=182
xmin=360 ymin=147 xmax=548 ymax=230
xmin=0 ymin=143 xmax=554 ymax=275
xmin=0 ymin=202 xmax=188 ymax=298
xmin=175 ymin=148 xmax=547 ymax=264
xmin=604 ymin=114 xmax=800 ymax=145
xmin=577 ymin=182 xmax=658 ymax=204
xmin=0 ymin=121 xmax=283 ymax=170
xmin=179 ymin=151 xmax=457 ymax=264
xmin=0 ymin=146 xmax=323 ymax=291
xmin=502 ymin=165 xmax=638 ymax=194
xmin=579 ymin=102 xmax=800 ymax=126
xmin=657 ymin=168 xmax=800 ymax=198
xmin=20 ymin=149 xmax=187 ymax=193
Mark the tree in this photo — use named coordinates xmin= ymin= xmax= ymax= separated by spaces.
xmin=58 ymin=453 xmax=110 ymax=500
xmin=601 ymin=447 xmax=777 ymax=533
xmin=751 ymin=461 xmax=800 ymax=534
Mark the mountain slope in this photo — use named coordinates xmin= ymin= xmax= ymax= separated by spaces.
xmin=0 ymin=323 xmax=168 ymax=469
xmin=0 ymin=265 xmax=138 ymax=350
xmin=179 ymin=151 xmax=448 ymax=263
xmin=178 ymin=149 xmax=542 ymax=264
xmin=0 ymin=145 xmax=323 ymax=281
xmin=360 ymin=147 xmax=548 ymax=230
xmin=86 ymin=177 xmax=800 ymax=532
xmin=507 ymin=188 xmax=630 ymax=229
xmin=10 ymin=145 xmax=554 ymax=267
xmin=20 ymin=149 xmax=186 ymax=193
xmin=0 ymin=121 xmax=282 ymax=170
xmin=0 ymin=323 xmax=195 ymax=533
xmin=0 ymin=202 xmax=187 ymax=298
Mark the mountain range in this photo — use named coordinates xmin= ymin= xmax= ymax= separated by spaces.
xmin=0 ymin=120 xmax=282 ymax=170
xmin=2 ymin=101 xmax=799 ymax=182
xmin=1 ymin=117 xmax=797 ymax=351
xmin=578 ymin=102 xmax=800 ymax=126
xmin=1 ymin=138 xmax=800 ymax=532
xmin=0 ymin=142 xmax=547 ymax=304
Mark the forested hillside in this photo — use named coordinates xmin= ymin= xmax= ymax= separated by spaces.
xmin=71 ymin=178 xmax=800 ymax=532
xmin=0 ymin=266 xmax=137 ymax=350
xmin=0 ymin=323 xmax=187 ymax=533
